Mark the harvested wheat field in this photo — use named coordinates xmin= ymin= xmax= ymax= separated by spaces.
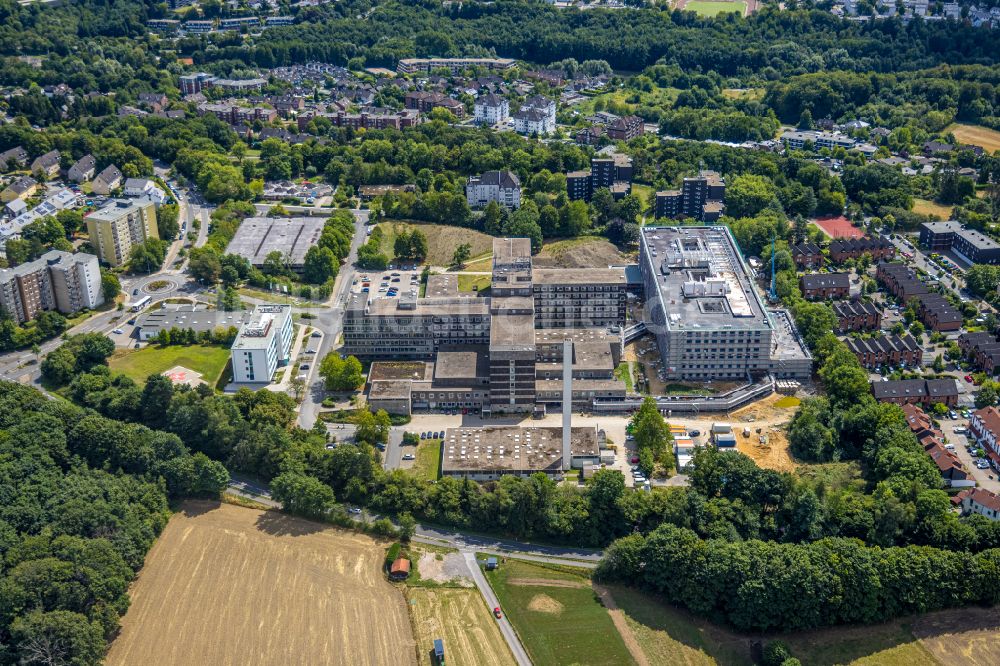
xmin=106 ymin=501 xmax=416 ymax=666
xmin=406 ymin=587 xmax=515 ymax=666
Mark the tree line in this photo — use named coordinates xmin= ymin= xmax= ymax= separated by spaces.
xmin=0 ymin=377 xmax=228 ymax=666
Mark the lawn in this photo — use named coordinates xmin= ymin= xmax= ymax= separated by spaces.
xmin=409 ymin=439 xmax=442 ymax=481
xmin=378 ymin=221 xmax=494 ymax=266
xmin=946 ymin=123 xmax=1000 ymax=154
xmin=630 ymin=183 xmax=655 ymax=214
xmin=912 ymin=198 xmax=954 ymax=220
xmin=109 ymin=344 xmax=232 ymax=386
xmin=485 ymin=559 xmax=635 ymax=666
xmin=608 ymin=584 xmax=951 ymax=666
xmin=614 ymin=362 xmax=635 ymax=392
xmin=683 ymin=0 xmax=747 ymax=16
xmin=456 ymin=273 xmax=490 ymax=292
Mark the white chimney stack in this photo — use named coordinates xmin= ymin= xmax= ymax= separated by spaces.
xmin=562 ymin=339 xmax=572 ymax=471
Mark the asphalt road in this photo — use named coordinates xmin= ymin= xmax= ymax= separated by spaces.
xmin=297 ymin=208 xmax=370 ymax=428
xmin=463 ymin=552 xmax=533 ymax=666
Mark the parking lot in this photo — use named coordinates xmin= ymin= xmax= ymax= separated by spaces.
xmin=349 ymin=268 xmax=422 ymax=300
xmin=939 ymin=414 xmax=1000 ymax=494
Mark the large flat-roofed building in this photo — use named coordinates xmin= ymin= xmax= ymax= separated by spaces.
xmin=344 ymin=294 xmax=491 ymax=358
xmin=230 ymin=305 xmax=293 ymax=384
xmin=85 ymin=198 xmax=158 ymax=267
xmin=0 ymin=250 xmax=102 ymax=323
xmin=532 ymin=268 xmax=626 ymax=328
xmin=350 ymin=236 xmax=629 ymax=415
xmin=135 ymin=304 xmax=249 ymax=341
xmin=919 ymin=221 xmax=1000 ymax=264
xmin=225 ymin=217 xmax=326 ymax=273
xmin=440 ymin=426 xmax=601 ymax=481
xmin=396 ymin=57 xmax=516 ymax=74
xmin=639 ymin=226 xmax=811 ymax=380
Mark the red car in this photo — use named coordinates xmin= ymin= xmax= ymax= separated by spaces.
xmin=630 ymin=456 xmax=639 ymax=464
xmin=965 ymin=375 xmax=974 ymax=383
xmin=493 ymin=607 xmax=502 ymax=619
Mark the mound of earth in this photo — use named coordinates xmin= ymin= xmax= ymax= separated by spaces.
xmin=528 ymin=594 xmax=564 ymax=615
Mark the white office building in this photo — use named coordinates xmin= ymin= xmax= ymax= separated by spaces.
xmin=230 ymin=304 xmax=293 ymax=383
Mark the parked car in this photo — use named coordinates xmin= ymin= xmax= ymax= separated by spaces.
xmin=630 ymin=456 xmax=639 ymax=463
xmin=311 ymin=331 xmax=321 ymax=337
xmin=402 ymin=453 xmax=415 ymax=461
xmin=348 ymin=507 xmax=362 ymax=515
xmin=965 ymin=375 xmax=974 ymax=383
xmin=300 ymin=364 xmax=309 ymax=370
xmin=949 ymin=411 xmax=958 ymax=420
xmin=689 ymin=430 xmax=701 ymax=437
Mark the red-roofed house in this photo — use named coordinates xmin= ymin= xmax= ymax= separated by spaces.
xmin=955 ymin=488 xmax=1000 ymax=520
xmin=970 ymin=406 xmax=1000 ymax=468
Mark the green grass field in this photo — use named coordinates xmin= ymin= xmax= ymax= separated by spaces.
xmin=109 ymin=344 xmax=232 ymax=386
xmin=614 ymin=362 xmax=635 ymax=392
xmin=683 ymin=0 xmax=747 ymax=16
xmin=409 ymin=439 xmax=442 ymax=481
xmin=485 ymin=560 xmax=635 ymax=666
xmin=378 ymin=221 xmax=494 ymax=265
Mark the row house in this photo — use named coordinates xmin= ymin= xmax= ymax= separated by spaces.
xmin=833 ymin=300 xmax=881 ymax=332
xmin=799 ymin=272 xmax=850 ymax=300
xmin=916 ymin=293 xmax=963 ymax=332
xmin=958 ymin=331 xmax=1000 ymax=375
xmin=791 ymin=242 xmax=823 ymax=269
xmin=900 ymin=404 xmax=974 ymax=488
xmin=827 ymin=236 xmax=895 ymax=263
xmin=970 ymin=406 xmax=1000 ymax=469
xmin=876 ymin=262 xmax=928 ymax=301
xmin=871 ymin=378 xmax=959 ymax=407
xmin=954 ymin=488 xmax=1000 ymax=521
xmin=846 ymin=334 xmax=921 ymax=368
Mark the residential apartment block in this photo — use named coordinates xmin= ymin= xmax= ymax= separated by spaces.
xmin=565 ymin=154 xmax=633 ymax=203
xmin=404 ymin=91 xmax=465 ymax=117
xmin=230 ymin=305 xmax=293 ymax=383
xmin=513 ymin=96 xmax=556 ymax=136
xmin=0 ymin=250 xmax=102 ymax=323
xmin=654 ymin=171 xmax=726 ymax=222
xmin=396 ymin=58 xmax=516 ymax=75
xmin=86 ymin=198 xmax=159 ymax=267
xmin=474 ymin=93 xmax=509 ymax=125
xmin=605 ymin=115 xmax=644 ymax=142
xmin=465 ymin=170 xmax=521 ymax=209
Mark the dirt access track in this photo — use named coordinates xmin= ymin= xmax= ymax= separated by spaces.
xmin=106 ymin=501 xmax=416 ymax=666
